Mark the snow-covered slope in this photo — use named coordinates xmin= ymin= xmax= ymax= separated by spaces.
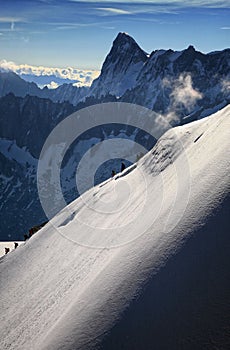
xmin=0 ymin=105 xmax=229 ymax=350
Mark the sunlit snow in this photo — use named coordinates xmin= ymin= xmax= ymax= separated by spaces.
xmin=0 ymin=105 xmax=229 ymax=350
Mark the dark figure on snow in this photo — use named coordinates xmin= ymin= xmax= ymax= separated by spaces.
xmin=121 ymin=162 xmax=126 ymax=172
xmin=111 ymin=170 xmax=116 ymax=177
xmin=14 ymin=242 xmax=18 ymax=249
xmin=24 ymin=234 xmax=29 ymax=241
xmin=5 ymin=247 xmax=10 ymax=255
xmin=29 ymin=228 xmax=34 ymax=237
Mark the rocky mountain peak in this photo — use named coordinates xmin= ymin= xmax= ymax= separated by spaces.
xmin=113 ymin=32 xmax=138 ymax=47
xmin=102 ymin=33 xmax=147 ymax=67
xmin=186 ymin=45 xmax=196 ymax=52
xmin=89 ymin=33 xmax=148 ymax=98
xmin=180 ymin=45 xmax=204 ymax=60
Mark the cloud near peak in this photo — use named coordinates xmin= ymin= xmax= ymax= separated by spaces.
xmin=170 ymin=74 xmax=203 ymax=111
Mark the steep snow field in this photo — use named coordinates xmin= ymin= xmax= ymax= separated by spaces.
xmin=0 ymin=105 xmax=229 ymax=350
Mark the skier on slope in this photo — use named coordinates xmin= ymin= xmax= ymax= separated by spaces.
xmin=5 ymin=247 xmax=10 ymax=254
xmin=24 ymin=234 xmax=29 ymax=241
xmin=121 ymin=162 xmax=126 ymax=172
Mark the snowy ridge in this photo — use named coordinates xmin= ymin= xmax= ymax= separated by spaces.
xmin=0 ymin=105 xmax=229 ymax=349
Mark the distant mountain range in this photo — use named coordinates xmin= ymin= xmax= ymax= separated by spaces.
xmin=1 ymin=32 xmax=229 ymax=119
xmin=0 ymin=60 xmax=100 ymax=88
xmin=0 ymin=70 xmax=89 ymax=105
xmin=0 ymin=32 xmax=229 ymax=240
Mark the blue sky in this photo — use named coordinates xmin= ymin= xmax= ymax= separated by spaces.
xmin=0 ymin=0 xmax=229 ymax=69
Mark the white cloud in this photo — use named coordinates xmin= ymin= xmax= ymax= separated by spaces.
xmin=46 ymin=81 xmax=59 ymax=89
xmin=70 ymin=0 xmax=230 ymax=8
xmin=0 ymin=59 xmax=100 ymax=87
xmin=0 ymin=17 xmax=23 ymax=23
xmin=96 ymin=7 xmax=132 ymax=15
xmin=0 ymin=17 xmax=24 ymax=33
xmin=170 ymin=74 xmax=203 ymax=111
xmin=161 ymin=74 xmax=203 ymax=125
xmin=94 ymin=5 xmax=179 ymax=16
xmin=221 ymin=27 xmax=230 ymax=30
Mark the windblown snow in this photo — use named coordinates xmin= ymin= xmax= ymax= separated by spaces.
xmin=0 ymin=105 xmax=229 ymax=350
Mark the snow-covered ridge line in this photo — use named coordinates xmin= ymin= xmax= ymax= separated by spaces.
xmin=0 ymin=105 xmax=229 ymax=350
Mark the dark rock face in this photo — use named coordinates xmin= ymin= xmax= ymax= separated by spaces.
xmin=0 ymin=151 xmax=41 ymax=240
xmin=120 ymin=46 xmax=230 ymax=121
xmin=0 ymin=71 xmax=42 ymax=98
xmin=0 ymin=94 xmax=76 ymax=239
xmin=89 ymin=32 xmax=148 ymax=98
xmin=0 ymin=93 xmax=75 ymax=158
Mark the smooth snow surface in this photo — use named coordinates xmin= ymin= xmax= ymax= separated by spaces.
xmin=0 ymin=105 xmax=229 ymax=350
